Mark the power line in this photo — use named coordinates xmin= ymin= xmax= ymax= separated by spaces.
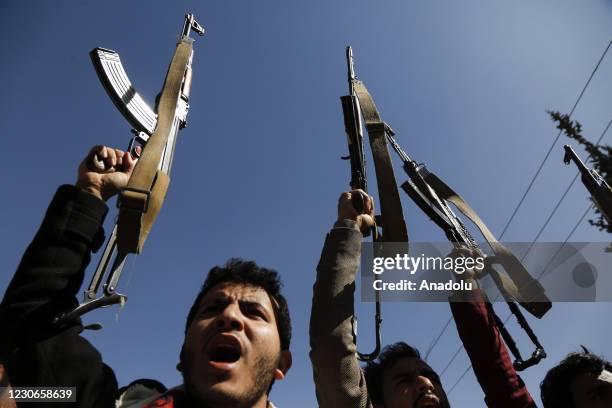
xmin=532 ymin=204 xmax=594 ymax=282
xmin=447 ymin=364 xmax=474 ymax=396
xmin=427 ymin=39 xmax=612 ymax=374
xmin=439 ymin=344 xmax=463 ymax=377
xmin=512 ymin=115 xmax=612 ymax=262
xmin=424 ymin=316 xmax=453 ymax=361
xmin=498 ymin=39 xmax=612 ymax=240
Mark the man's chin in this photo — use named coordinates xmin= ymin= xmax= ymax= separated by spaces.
xmin=413 ymin=393 xmax=440 ymax=408
xmin=184 ymin=367 xmax=265 ymax=408
xmin=181 ymin=354 xmax=277 ymax=407
xmin=186 ymin=358 xmax=241 ymax=387
xmin=185 ymin=377 xmax=246 ymax=407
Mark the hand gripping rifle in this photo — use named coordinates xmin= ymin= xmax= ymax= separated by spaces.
xmin=345 ymin=47 xmax=551 ymax=370
xmin=53 ymin=14 xmax=205 ymax=328
xmin=341 ymin=46 xmax=409 ymax=361
xmin=563 ymin=144 xmax=612 ymax=225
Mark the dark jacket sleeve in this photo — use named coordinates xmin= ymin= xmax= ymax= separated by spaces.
xmin=309 ymin=220 xmax=372 ymax=408
xmin=449 ymin=290 xmax=537 ymax=408
xmin=0 ymin=185 xmax=118 ymax=408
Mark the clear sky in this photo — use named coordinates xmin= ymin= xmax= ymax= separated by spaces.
xmin=1 ymin=1 xmax=611 ymax=407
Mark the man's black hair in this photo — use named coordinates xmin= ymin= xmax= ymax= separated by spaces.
xmin=184 ymin=258 xmax=291 ymax=350
xmin=540 ymin=347 xmax=612 ymax=408
xmin=363 ymin=342 xmax=421 ymax=404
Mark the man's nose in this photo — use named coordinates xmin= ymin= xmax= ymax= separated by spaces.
xmin=415 ymin=375 xmax=435 ymax=394
xmin=215 ymin=303 xmax=244 ymax=331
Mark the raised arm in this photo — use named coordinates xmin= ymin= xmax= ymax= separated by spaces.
xmin=0 ymin=146 xmax=136 ymax=407
xmin=448 ymin=248 xmax=537 ymax=408
xmin=310 ymin=190 xmax=376 ymax=408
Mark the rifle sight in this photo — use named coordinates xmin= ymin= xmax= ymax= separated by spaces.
xmin=182 ymin=13 xmax=205 ymax=39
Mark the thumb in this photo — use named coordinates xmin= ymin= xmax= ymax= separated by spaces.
xmin=357 ymin=213 xmax=375 ymax=233
xmin=123 ymin=148 xmax=139 ymax=174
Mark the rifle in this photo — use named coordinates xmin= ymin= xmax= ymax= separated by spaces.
xmin=340 ymin=47 xmax=370 ymax=220
xmin=340 ymin=46 xmax=409 ymax=361
xmin=53 ymin=14 xmax=205 ymax=328
xmin=563 ymin=144 xmax=612 ymax=225
xmin=345 ymin=47 xmax=551 ymax=371
xmin=386 ymin=134 xmax=549 ymax=370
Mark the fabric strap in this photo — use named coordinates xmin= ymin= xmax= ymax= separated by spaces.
xmin=425 ymin=172 xmax=552 ymax=318
xmin=116 ymin=39 xmax=193 ymax=254
xmin=353 ymin=80 xmax=408 ymax=243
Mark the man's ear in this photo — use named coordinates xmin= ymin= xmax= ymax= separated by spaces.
xmin=177 ymin=345 xmax=185 ymax=372
xmin=273 ymin=350 xmax=292 ymax=380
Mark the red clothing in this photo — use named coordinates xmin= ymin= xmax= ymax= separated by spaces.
xmin=141 ymin=389 xmax=187 ymax=408
xmin=141 ymin=389 xmax=277 ymax=408
xmin=450 ymin=290 xmax=537 ymax=408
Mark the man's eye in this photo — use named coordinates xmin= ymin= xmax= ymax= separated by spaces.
xmin=396 ymin=377 xmax=415 ymax=387
xmin=244 ymin=306 xmax=266 ymax=320
xmin=201 ymin=305 xmax=221 ymax=314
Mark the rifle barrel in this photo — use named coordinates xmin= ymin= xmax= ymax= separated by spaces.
xmin=346 ymin=46 xmax=355 ymax=94
xmin=563 ymin=145 xmax=589 ymax=174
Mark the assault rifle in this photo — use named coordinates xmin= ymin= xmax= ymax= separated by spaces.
xmin=54 ymin=14 xmax=205 ymax=328
xmin=386 ymin=134 xmax=549 ymax=370
xmin=341 ymin=46 xmax=408 ymax=361
xmin=344 ymin=47 xmax=551 ymax=370
xmin=340 ymin=47 xmax=370 ymax=222
xmin=563 ymin=144 xmax=612 ymax=225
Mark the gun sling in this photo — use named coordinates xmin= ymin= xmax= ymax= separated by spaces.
xmin=117 ymin=38 xmax=193 ymax=254
xmin=424 ymin=172 xmax=552 ymax=318
xmin=353 ymin=81 xmax=409 ymax=243
xmin=351 ymin=69 xmax=549 ymax=317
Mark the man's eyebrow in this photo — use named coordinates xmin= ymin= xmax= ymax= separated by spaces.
xmin=392 ymin=369 xmax=439 ymax=383
xmin=392 ymin=370 xmax=417 ymax=382
xmin=199 ymin=296 xmax=230 ymax=308
xmin=205 ymin=295 xmax=229 ymax=302
xmin=239 ymin=299 xmax=271 ymax=312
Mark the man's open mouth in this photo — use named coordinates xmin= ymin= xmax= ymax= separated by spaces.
xmin=206 ymin=335 xmax=243 ymax=366
xmin=414 ymin=393 xmax=440 ymax=408
xmin=208 ymin=344 xmax=241 ymax=363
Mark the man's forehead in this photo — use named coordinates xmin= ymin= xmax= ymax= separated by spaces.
xmin=200 ymin=282 xmax=272 ymax=305
xmin=385 ymin=357 xmax=434 ymax=378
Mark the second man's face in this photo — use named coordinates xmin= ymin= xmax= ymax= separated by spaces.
xmin=381 ymin=357 xmax=448 ymax=408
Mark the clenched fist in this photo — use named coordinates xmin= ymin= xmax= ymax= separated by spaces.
xmin=337 ymin=189 xmax=376 ymax=235
xmin=75 ymin=145 xmax=139 ymax=202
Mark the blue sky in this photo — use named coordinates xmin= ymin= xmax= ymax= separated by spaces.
xmin=1 ymin=1 xmax=611 ymax=406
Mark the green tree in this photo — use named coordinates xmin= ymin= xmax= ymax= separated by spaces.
xmin=549 ymin=111 xmax=611 ymax=233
